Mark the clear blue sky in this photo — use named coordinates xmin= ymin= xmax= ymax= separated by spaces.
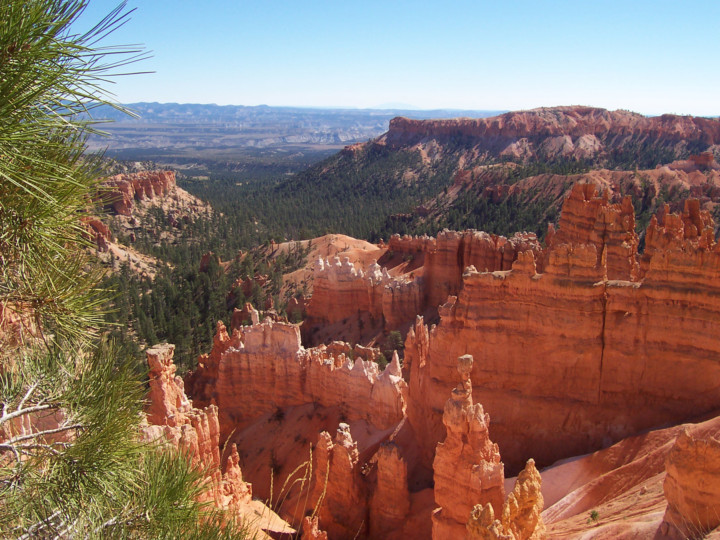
xmin=77 ymin=1 xmax=720 ymax=116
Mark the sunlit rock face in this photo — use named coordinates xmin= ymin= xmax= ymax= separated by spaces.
xmin=144 ymin=343 xmax=252 ymax=510
xmin=662 ymin=430 xmax=720 ymax=539
xmin=405 ymin=187 xmax=720 ymax=473
xmin=432 ymin=354 xmax=505 ymax=539
xmin=384 ymin=107 xmax=720 ymax=159
xmin=100 ymin=170 xmax=177 ymax=215
xmin=177 ymin=179 xmax=720 ymax=538
xmin=186 ymin=319 xmax=407 ymax=442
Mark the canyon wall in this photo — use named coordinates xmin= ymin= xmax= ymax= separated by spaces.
xmin=406 ymin=183 xmax=720 ymax=473
xmin=180 ymin=180 xmax=720 ymax=538
xmin=303 ymin=230 xmax=542 ymax=341
xmin=186 ymin=316 xmax=407 ymax=442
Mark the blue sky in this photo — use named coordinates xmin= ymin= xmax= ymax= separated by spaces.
xmin=77 ymin=1 xmax=720 ymax=116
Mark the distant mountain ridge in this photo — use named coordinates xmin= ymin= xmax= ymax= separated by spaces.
xmin=267 ymin=106 xmax=720 ymax=242
xmin=91 ymin=102 xmax=503 ymax=124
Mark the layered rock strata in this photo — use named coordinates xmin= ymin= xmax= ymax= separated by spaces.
xmin=383 ymin=107 xmax=720 ymax=160
xmin=661 ymin=430 xmax=720 ymax=539
xmin=405 ymin=186 xmax=720 ymax=473
xmin=181 ymin=181 xmax=720 ymax=537
xmin=546 ymin=183 xmax=638 ymax=280
xmin=186 ymin=318 xmax=407 ymax=442
xmin=303 ymin=230 xmax=542 ymax=341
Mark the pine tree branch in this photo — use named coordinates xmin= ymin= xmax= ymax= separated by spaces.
xmin=17 ymin=382 xmax=38 ymax=411
xmin=0 ymin=423 xmax=83 ymax=446
xmin=0 ymin=403 xmax=56 ymax=426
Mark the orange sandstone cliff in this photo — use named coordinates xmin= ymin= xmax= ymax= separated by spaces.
xmin=143 ymin=343 xmax=252 ymax=510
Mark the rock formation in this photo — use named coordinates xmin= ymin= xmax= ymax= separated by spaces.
xmin=547 ymin=183 xmax=638 ymax=280
xmin=303 ymin=231 xmax=542 ymax=343
xmin=383 ymin=107 xmax=720 ymax=161
xmin=177 ymin=179 xmax=720 ymax=537
xmin=303 ymin=256 xmax=397 ymax=341
xmin=403 ymin=188 xmax=720 ymax=474
xmin=100 ymin=170 xmax=177 ymax=216
xmin=186 ymin=319 xmax=407 ymax=442
xmin=370 ymin=442 xmax=411 ymax=538
xmin=432 ymin=354 xmax=505 ymax=539
xmin=82 ymin=216 xmax=113 ymax=252
xmin=143 ymin=343 xmax=252 ymax=510
xmin=661 ymin=430 xmax=720 ymax=539
xmin=467 ymin=459 xmax=545 ymax=540
xmin=301 ymin=516 xmax=328 ymax=540
xmin=308 ymin=424 xmax=367 ymax=539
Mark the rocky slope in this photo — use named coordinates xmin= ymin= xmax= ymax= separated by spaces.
xmin=88 ymin=169 xmax=211 ymax=277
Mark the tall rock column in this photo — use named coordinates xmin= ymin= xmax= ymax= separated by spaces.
xmin=370 ymin=442 xmax=411 ymax=537
xmin=432 ymin=354 xmax=505 ymax=538
xmin=310 ymin=424 xmax=367 ymax=539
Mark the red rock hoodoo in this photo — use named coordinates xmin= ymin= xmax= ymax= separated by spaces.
xmin=432 ymin=354 xmax=505 ymax=538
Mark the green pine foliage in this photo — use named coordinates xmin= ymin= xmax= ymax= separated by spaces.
xmin=0 ymin=1 xmax=249 ymax=537
xmin=104 ymin=241 xmax=311 ymax=371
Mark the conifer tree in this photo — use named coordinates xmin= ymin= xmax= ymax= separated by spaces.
xmin=0 ymin=2 xmax=245 ymax=537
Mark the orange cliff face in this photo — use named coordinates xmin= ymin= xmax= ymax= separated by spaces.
xmin=302 ymin=230 xmax=542 ymax=345
xmin=183 ymin=315 xmax=414 ymax=538
xmin=100 ymin=170 xmax=176 ymax=216
xmin=176 ymin=181 xmax=720 ymax=538
xmin=143 ymin=343 xmax=252 ymax=511
xmin=405 ymin=183 xmax=720 ymax=475
xmin=186 ymin=318 xmax=407 ymax=442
